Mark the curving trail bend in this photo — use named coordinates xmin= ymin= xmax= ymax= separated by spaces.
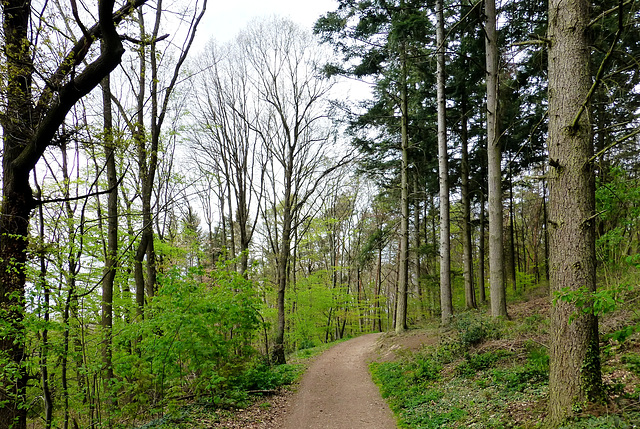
xmin=282 ymin=333 xmax=397 ymax=429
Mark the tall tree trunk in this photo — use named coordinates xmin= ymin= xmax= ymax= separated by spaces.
xmin=101 ymin=72 xmax=117 ymax=421
xmin=508 ymin=172 xmax=518 ymax=291
xmin=460 ymin=67 xmax=476 ymax=310
xmin=485 ymin=0 xmax=507 ymax=317
xmin=34 ymin=175 xmax=53 ymax=429
xmin=395 ymin=43 xmax=410 ymax=334
xmin=0 ymin=1 xmax=35 ymax=425
xmin=547 ymin=0 xmax=603 ymax=423
xmin=543 ymin=175 xmax=550 ymax=282
xmin=134 ymin=11 xmax=150 ymax=315
xmin=273 ymin=184 xmax=293 ymax=364
xmin=436 ymin=0 xmax=453 ymax=325
xmin=414 ymin=180 xmax=426 ymax=319
xmin=479 ymin=190 xmax=487 ymax=303
xmin=375 ymin=247 xmax=383 ymax=332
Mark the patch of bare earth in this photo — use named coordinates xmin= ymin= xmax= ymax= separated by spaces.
xmin=209 ymin=389 xmax=293 ymax=429
xmin=373 ymin=328 xmax=440 ymax=362
xmin=282 ymin=333 xmax=397 ymax=429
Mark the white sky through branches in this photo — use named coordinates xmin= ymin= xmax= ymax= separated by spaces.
xmin=200 ymin=0 xmax=338 ymax=45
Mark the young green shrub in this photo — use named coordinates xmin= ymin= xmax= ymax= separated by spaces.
xmin=235 ymin=359 xmax=301 ymax=392
xmin=453 ymin=312 xmax=502 ymax=349
xmin=114 ymin=265 xmax=264 ymax=414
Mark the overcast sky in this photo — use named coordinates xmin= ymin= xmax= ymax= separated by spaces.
xmin=200 ymin=0 xmax=338 ymax=44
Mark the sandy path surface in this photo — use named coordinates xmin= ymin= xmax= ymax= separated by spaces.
xmin=282 ymin=333 xmax=397 ymax=429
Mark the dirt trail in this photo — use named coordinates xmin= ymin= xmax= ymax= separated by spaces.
xmin=282 ymin=333 xmax=397 ymax=429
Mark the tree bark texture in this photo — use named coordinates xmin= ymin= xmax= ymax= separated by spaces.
xmin=547 ymin=0 xmax=603 ymax=424
xmin=485 ymin=0 xmax=507 ymax=318
xmin=395 ymin=45 xmax=410 ymax=334
xmin=460 ymin=69 xmax=476 ymax=310
xmin=479 ymin=187 xmax=487 ymax=303
xmin=437 ymin=0 xmax=453 ymax=325
xmin=101 ymin=73 xmax=117 ymax=415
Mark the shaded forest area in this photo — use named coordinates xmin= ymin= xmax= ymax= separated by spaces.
xmin=1 ymin=0 xmax=639 ymax=427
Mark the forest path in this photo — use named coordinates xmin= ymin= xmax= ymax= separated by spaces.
xmin=282 ymin=333 xmax=397 ymax=429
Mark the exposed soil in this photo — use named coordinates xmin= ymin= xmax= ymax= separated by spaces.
xmin=282 ymin=333 xmax=397 ymax=429
xmin=212 ymin=333 xmax=399 ymax=429
xmin=210 ymin=389 xmax=294 ymax=429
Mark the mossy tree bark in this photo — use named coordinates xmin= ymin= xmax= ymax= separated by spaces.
xmin=547 ymin=0 xmax=604 ymax=424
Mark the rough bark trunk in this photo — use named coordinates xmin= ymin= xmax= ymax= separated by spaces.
xmin=273 ymin=185 xmax=292 ymax=365
xmin=547 ymin=0 xmax=603 ymax=424
xmin=437 ymin=0 xmax=453 ymax=325
xmin=395 ymin=44 xmax=410 ymax=334
xmin=543 ymin=176 xmax=550 ymax=282
xmin=460 ymin=71 xmax=476 ymax=310
xmin=101 ymin=72 xmax=117 ymax=419
xmin=485 ymin=0 xmax=507 ymax=318
xmin=414 ymin=180 xmax=426 ymax=319
xmin=508 ymin=173 xmax=518 ymax=291
xmin=375 ymin=247 xmax=383 ymax=332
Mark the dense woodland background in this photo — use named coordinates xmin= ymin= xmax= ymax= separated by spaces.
xmin=0 ymin=0 xmax=639 ymax=427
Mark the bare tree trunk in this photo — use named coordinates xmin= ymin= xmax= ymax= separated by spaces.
xmin=485 ymin=0 xmax=507 ymax=318
xmin=273 ymin=192 xmax=292 ymax=364
xmin=479 ymin=189 xmax=487 ymax=303
xmin=134 ymin=11 xmax=150 ymax=315
xmin=460 ymin=66 xmax=476 ymax=310
xmin=375 ymin=247 xmax=383 ymax=332
xmin=395 ymin=43 xmax=410 ymax=334
xmin=436 ymin=0 xmax=453 ymax=325
xmin=34 ymin=174 xmax=53 ymax=429
xmin=101 ymin=71 xmax=117 ymax=424
xmin=543 ymin=176 xmax=550 ymax=282
xmin=414 ymin=180 xmax=426 ymax=319
xmin=547 ymin=0 xmax=603 ymax=423
xmin=508 ymin=172 xmax=517 ymax=291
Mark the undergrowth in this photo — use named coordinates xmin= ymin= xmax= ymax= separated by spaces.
xmin=138 ymin=347 xmax=320 ymax=428
xmin=371 ymin=293 xmax=640 ymax=429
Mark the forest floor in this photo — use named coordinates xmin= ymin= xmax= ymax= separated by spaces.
xmin=210 ymin=333 xmax=398 ymax=428
xmin=148 ymin=288 xmax=640 ymax=428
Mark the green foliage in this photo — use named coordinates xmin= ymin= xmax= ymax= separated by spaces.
xmin=457 ymin=350 xmax=513 ymax=378
xmin=452 ymin=312 xmax=503 ymax=349
xmin=603 ymin=325 xmax=637 ymax=347
xmin=596 ymin=167 xmax=640 ymax=271
xmin=286 ymin=270 xmax=359 ymax=349
xmin=114 ymin=265 xmax=263 ymax=414
xmin=559 ymin=415 xmax=632 ymax=429
xmin=370 ymin=358 xmax=445 ymax=412
xmin=371 ymin=348 xmax=482 ymax=428
xmin=553 ymin=284 xmax=632 ymax=323
xmin=235 ymin=360 xmax=302 ymax=392
xmin=137 ymin=403 xmax=220 ymax=429
xmin=491 ymin=344 xmax=549 ymax=393
xmin=621 ymin=353 xmax=640 ymax=377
